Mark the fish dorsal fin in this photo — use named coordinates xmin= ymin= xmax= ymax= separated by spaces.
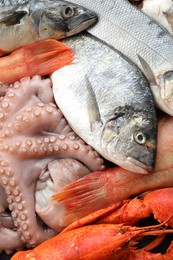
xmin=85 ymin=76 xmax=102 ymax=130
xmin=137 ymin=54 xmax=157 ymax=84
xmin=0 ymin=11 xmax=27 ymax=26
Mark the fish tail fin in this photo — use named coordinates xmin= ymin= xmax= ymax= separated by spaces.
xmin=52 ymin=171 xmax=109 ymax=226
xmin=25 ymin=39 xmax=74 ymax=75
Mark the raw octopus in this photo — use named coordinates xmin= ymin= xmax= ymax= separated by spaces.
xmin=0 ymin=75 xmax=104 ymax=253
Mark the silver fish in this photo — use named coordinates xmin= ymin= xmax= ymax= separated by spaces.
xmin=0 ymin=0 xmax=98 ymax=54
xmin=70 ymin=0 xmax=173 ymax=116
xmin=131 ymin=0 xmax=173 ymax=36
xmin=51 ymin=33 xmax=157 ymax=174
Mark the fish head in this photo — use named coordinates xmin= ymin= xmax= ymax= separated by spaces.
xmin=137 ymin=56 xmax=173 ymax=116
xmin=101 ymin=110 xmax=157 ymax=174
xmin=33 ymin=1 xmax=98 ymax=39
xmin=151 ymin=71 xmax=173 ymax=115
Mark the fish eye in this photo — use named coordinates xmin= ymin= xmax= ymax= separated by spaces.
xmin=61 ymin=6 xmax=76 ymax=19
xmin=134 ymin=131 xmax=146 ymax=145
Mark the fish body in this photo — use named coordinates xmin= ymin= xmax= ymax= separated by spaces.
xmin=131 ymin=0 xmax=173 ymax=36
xmin=52 ymin=33 xmax=157 ymax=174
xmin=70 ymin=0 xmax=173 ymax=116
xmin=0 ymin=0 xmax=98 ymax=55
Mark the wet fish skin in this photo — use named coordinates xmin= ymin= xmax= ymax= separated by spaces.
xmin=70 ymin=0 xmax=173 ymax=116
xmin=0 ymin=0 xmax=28 ymax=6
xmin=131 ymin=0 xmax=173 ymax=36
xmin=51 ymin=33 xmax=157 ymax=174
xmin=0 ymin=0 xmax=98 ymax=54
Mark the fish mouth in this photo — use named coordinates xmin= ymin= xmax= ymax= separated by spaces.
xmin=152 ymin=72 xmax=173 ymax=116
xmin=125 ymin=157 xmax=153 ymax=174
xmin=150 ymin=84 xmax=173 ymax=116
xmin=66 ymin=17 xmax=98 ymax=36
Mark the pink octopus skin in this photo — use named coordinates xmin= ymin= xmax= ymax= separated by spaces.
xmin=0 ymin=75 xmax=104 ymax=252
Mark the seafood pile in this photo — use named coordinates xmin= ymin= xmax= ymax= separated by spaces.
xmin=0 ymin=0 xmax=173 ymax=259
xmin=12 ymin=188 xmax=173 ymax=259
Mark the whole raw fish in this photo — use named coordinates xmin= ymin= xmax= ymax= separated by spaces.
xmin=52 ymin=33 xmax=157 ymax=174
xmin=70 ymin=0 xmax=173 ymax=116
xmin=131 ymin=0 xmax=173 ymax=35
xmin=0 ymin=0 xmax=98 ymax=55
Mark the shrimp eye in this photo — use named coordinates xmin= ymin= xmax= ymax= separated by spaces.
xmin=61 ymin=6 xmax=76 ymax=19
xmin=134 ymin=132 xmax=146 ymax=144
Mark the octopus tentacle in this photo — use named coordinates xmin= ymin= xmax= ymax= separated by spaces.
xmin=14 ymin=136 xmax=104 ymax=170
xmin=0 ymin=226 xmax=24 ymax=254
xmin=0 ymin=75 xmax=105 ymax=250
xmin=0 ymin=76 xmax=53 ymax=117
xmin=0 ymin=155 xmax=58 ymax=247
xmin=0 ymin=138 xmax=103 ymax=247
xmin=0 ymin=96 xmax=75 ymax=138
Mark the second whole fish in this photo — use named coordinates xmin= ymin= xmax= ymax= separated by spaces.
xmin=70 ymin=0 xmax=173 ymax=116
xmin=51 ymin=33 xmax=157 ymax=174
xmin=0 ymin=0 xmax=98 ymax=55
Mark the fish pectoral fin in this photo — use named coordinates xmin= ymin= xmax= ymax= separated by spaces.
xmin=0 ymin=11 xmax=27 ymax=26
xmin=85 ymin=76 xmax=103 ymax=131
xmin=137 ymin=54 xmax=157 ymax=85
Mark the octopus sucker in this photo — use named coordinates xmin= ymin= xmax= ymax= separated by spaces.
xmin=0 ymin=75 xmax=105 ymax=251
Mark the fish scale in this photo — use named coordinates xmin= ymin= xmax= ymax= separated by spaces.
xmin=70 ymin=0 xmax=173 ymax=71
xmin=132 ymin=0 xmax=173 ymax=36
xmin=0 ymin=0 xmax=27 ymax=6
xmin=70 ymin=0 xmax=173 ymax=116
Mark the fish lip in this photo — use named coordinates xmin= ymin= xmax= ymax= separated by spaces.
xmin=151 ymin=72 xmax=173 ymax=116
xmin=126 ymin=157 xmax=153 ymax=174
xmin=150 ymin=84 xmax=173 ymax=116
xmin=66 ymin=17 xmax=98 ymax=36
